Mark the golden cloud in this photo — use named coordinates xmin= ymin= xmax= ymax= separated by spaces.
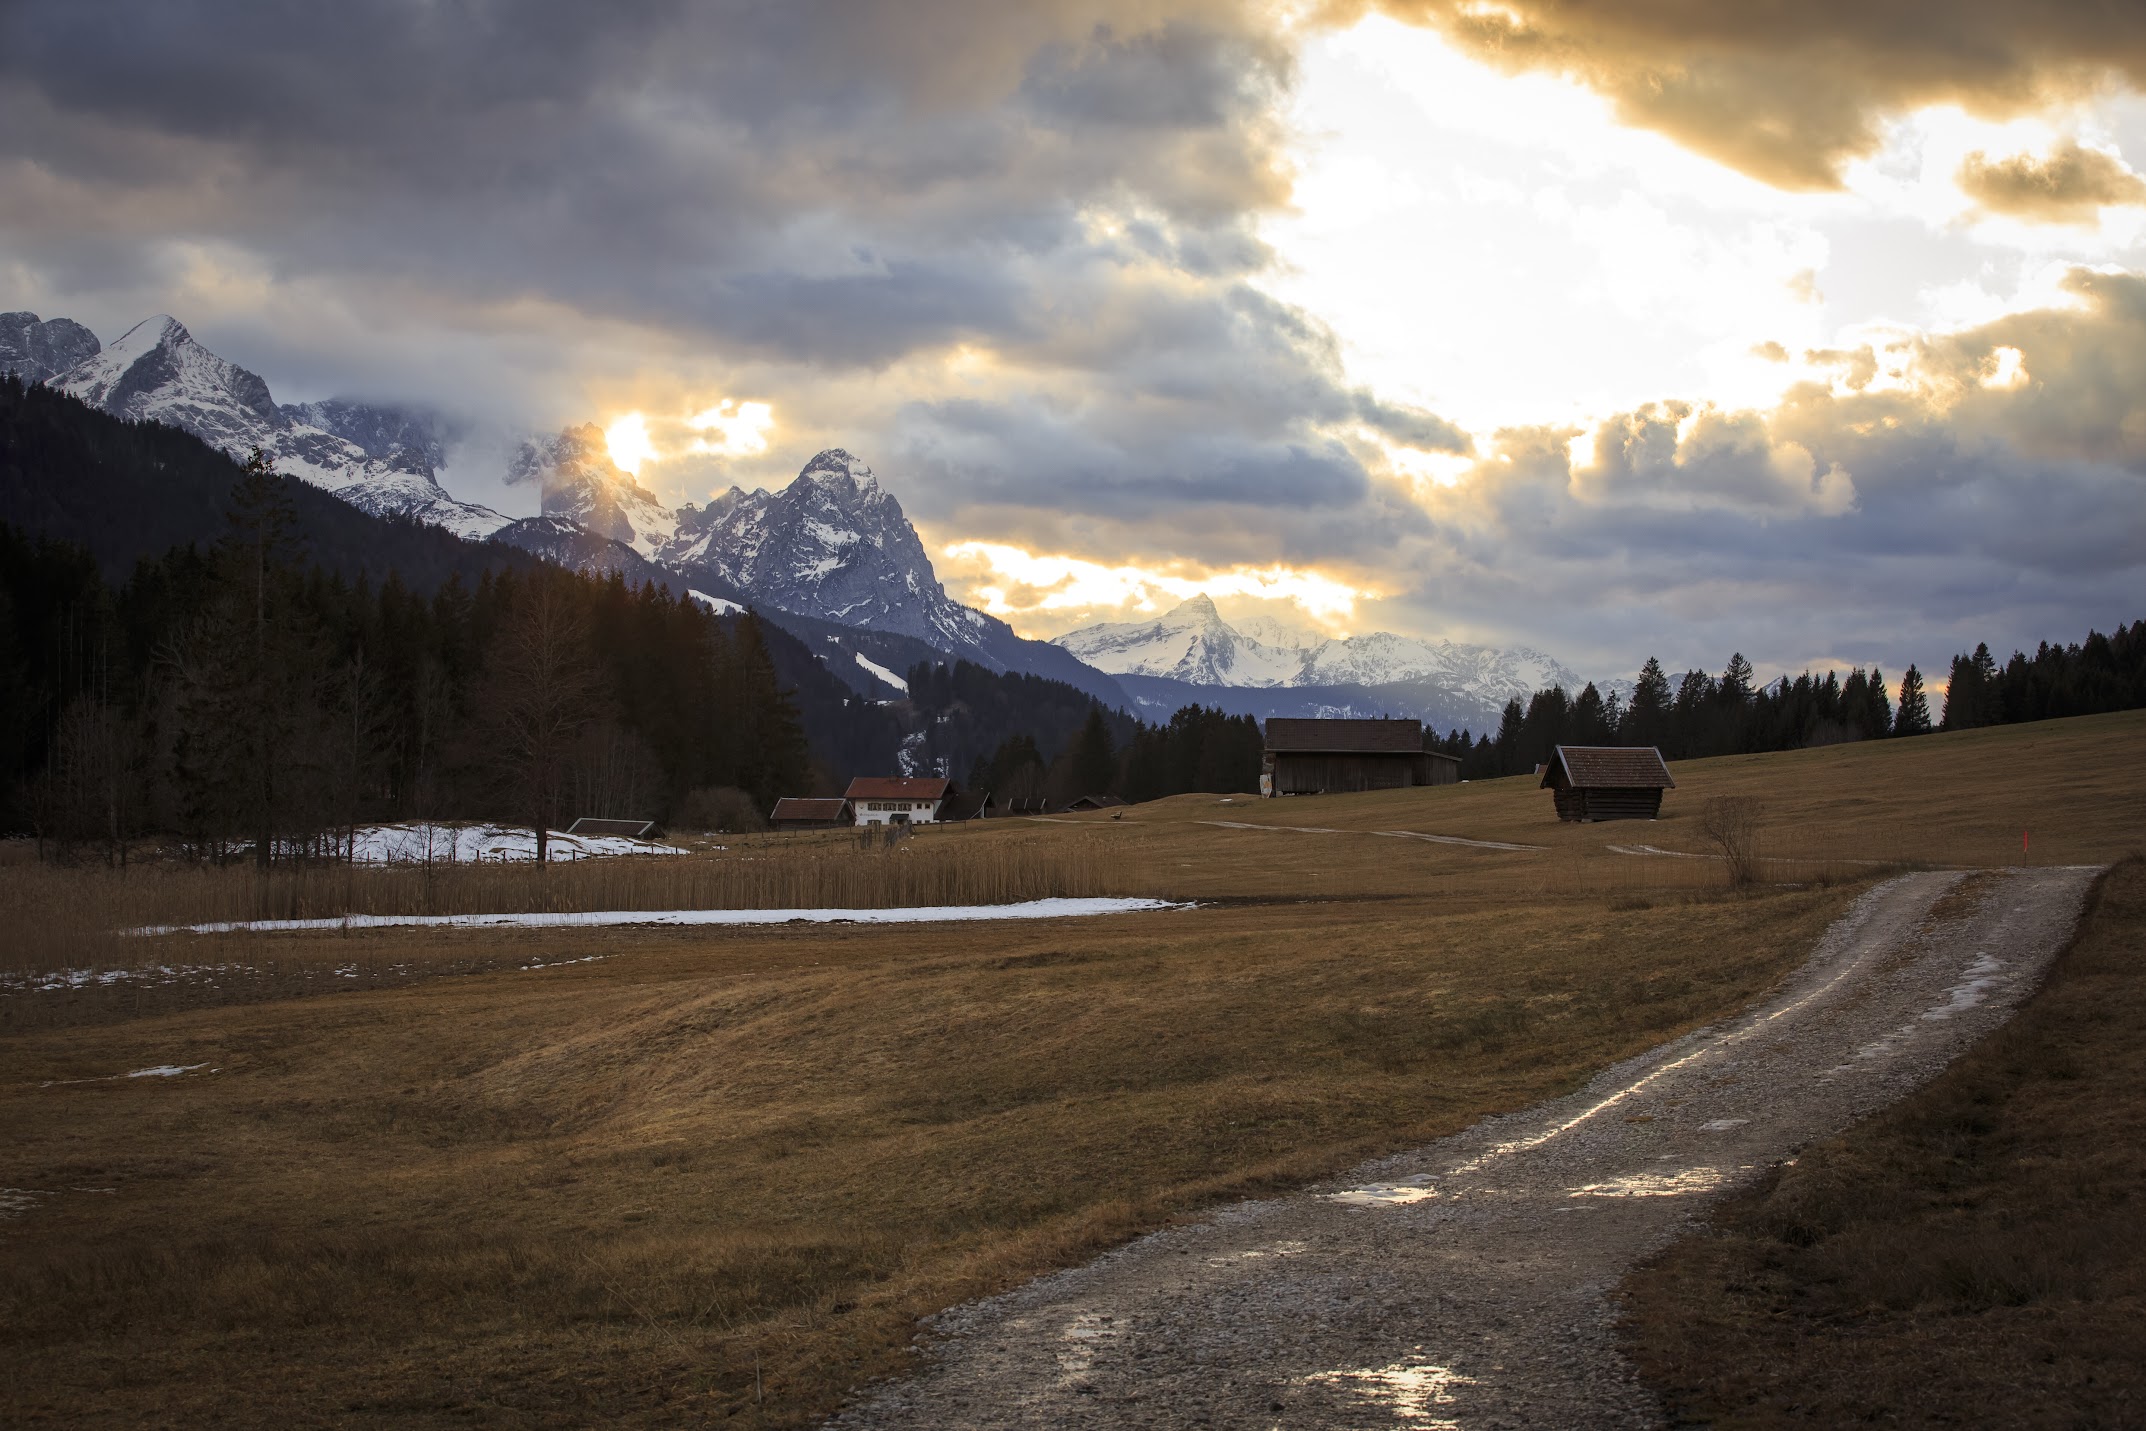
xmin=1337 ymin=0 xmax=2146 ymax=189
xmin=1957 ymin=140 xmax=2146 ymax=224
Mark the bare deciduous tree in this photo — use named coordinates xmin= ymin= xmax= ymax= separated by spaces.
xmin=1699 ymin=796 xmax=1766 ymax=888
xmin=474 ymin=579 xmax=603 ymax=864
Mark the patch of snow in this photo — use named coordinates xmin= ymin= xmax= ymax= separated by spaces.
xmin=127 ymin=1064 xmax=210 ymax=1079
xmin=129 ymin=896 xmax=1191 ymax=937
xmin=344 ymin=823 xmax=684 ymax=864
xmin=855 ymin=651 xmax=909 ymax=692
xmin=689 ymin=590 xmax=743 ymax=615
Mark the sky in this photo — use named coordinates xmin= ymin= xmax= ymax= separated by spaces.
xmin=3 ymin=0 xmax=2144 ymax=683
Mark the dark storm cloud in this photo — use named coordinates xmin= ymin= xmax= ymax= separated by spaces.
xmin=1351 ymin=0 xmax=2146 ymax=189
xmin=0 ymin=1 xmax=1296 ymax=357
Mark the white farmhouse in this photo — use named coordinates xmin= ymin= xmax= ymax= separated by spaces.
xmin=845 ymin=776 xmax=952 ymax=825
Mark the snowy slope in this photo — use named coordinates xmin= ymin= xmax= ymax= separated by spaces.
xmin=1055 ymin=594 xmax=1307 ymax=685
xmin=1055 ymin=595 xmax=1600 ymax=714
xmin=50 ymin=315 xmax=510 ymax=537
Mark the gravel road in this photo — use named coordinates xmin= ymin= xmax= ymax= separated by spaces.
xmin=829 ymin=866 xmax=2098 ymax=1430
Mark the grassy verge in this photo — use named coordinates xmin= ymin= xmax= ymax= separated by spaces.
xmin=1619 ymin=855 xmax=2146 ymax=1428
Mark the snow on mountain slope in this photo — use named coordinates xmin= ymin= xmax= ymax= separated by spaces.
xmin=1055 ymin=594 xmax=1307 ymax=685
xmin=663 ymin=449 xmax=995 ymax=654
xmin=50 ymin=315 xmax=510 ymax=537
xmin=510 ymin=424 xmax=678 ymax=558
xmin=1055 ymin=595 xmax=1600 ymax=711
xmin=1 ymin=311 xmax=101 ymax=385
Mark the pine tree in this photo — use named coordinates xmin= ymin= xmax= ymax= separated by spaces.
xmin=1894 ymin=664 xmax=1932 ymax=735
xmin=1625 ymin=656 xmax=1671 ymax=746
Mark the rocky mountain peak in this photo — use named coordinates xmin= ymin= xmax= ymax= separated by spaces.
xmin=1 ymin=311 xmax=102 ymax=385
xmin=41 ymin=308 xmax=507 ymax=539
xmin=795 ymin=448 xmax=881 ymax=501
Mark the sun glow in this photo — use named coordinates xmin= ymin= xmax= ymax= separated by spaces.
xmin=603 ymin=412 xmax=658 ymax=475
xmin=686 ymin=398 xmax=775 ymax=457
xmin=940 ymin=540 xmax=1371 ymax=635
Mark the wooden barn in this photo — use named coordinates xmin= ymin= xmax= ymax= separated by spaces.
xmin=1261 ymin=718 xmax=1460 ymax=796
xmin=769 ymin=797 xmax=851 ymax=830
xmin=845 ymin=776 xmax=952 ymax=825
xmin=1539 ymin=745 xmax=1675 ymax=821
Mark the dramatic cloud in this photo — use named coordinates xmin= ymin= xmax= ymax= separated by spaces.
xmin=1958 ymin=140 xmax=2146 ymax=224
xmin=2 ymin=1 xmax=2142 ymax=679
xmin=1354 ymin=0 xmax=2146 ymax=188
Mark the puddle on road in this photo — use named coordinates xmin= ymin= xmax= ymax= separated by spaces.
xmin=1055 ymin=1312 xmax=1120 ymax=1383
xmin=1204 ymin=1240 xmax=1309 ymax=1266
xmin=1566 ymin=1166 xmax=1725 ymax=1198
xmin=1327 ymin=1183 xmax=1439 ymax=1207
xmin=1299 ymin=1355 xmax=1476 ymax=1425
xmin=1923 ymin=953 xmax=2005 ymax=1021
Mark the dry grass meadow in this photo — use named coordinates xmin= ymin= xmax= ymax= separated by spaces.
xmin=3 ymin=709 xmax=2141 ymax=1427
xmin=1620 ymin=855 xmax=2146 ymax=1427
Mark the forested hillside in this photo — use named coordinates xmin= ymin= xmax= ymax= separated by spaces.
xmin=1 ymin=461 xmax=812 ymax=856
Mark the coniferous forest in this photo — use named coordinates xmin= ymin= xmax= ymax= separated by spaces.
xmin=1 ymin=461 xmax=810 ymax=861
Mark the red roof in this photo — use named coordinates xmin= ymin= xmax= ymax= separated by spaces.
xmin=1264 ymin=717 xmax=1424 ymax=754
xmin=1541 ymin=746 xmax=1675 ymax=791
xmin=844 ymin=776 xmax=951 ymax=801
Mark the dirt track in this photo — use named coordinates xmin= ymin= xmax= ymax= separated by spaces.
xmin=829 ymin=867 xmax=2098 ymax=1429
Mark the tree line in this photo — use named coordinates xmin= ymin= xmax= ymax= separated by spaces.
xmin=963 ymin=703 xmax=1265 ymax=805
xmin=5 ymin=458 xmax=810 ymax=862
xmin=1434 ymin=619 xmax=2145 ymax=781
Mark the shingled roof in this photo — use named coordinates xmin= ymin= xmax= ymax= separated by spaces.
xmin=1540 ymin=746 xmax=1675 ymax=790
xmin=845 ymin=776 xmax=951 ymax=801
xmin=1263 ymin=717 xmax=1424 ymax=754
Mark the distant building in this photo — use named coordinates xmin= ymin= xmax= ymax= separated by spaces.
xmin=1261 ymin=718 xmax=1460 ymax=796
xmin=845 ymin=776 xmax=952 ymax=825
xmin=769 ymin=797 xmax=851 ymax=830
xmin=1063 ymin=794 xmax=1129 ymax=812
xmin=1539 ymin=746 xmax=1675 ymax=821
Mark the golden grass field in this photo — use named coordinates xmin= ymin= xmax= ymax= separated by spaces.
xmin=2 ymin=710 xmax=2141 ymax=1427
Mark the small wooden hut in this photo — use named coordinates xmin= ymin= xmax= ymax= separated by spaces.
xmin=769 ymin=797 xmax=851 ymax=830
xmin=1539 ymin=746 xmax=1675 ymax=821
xmin=1261 ymin=718 xmax=1460 ymax=796
xmin=1064 ymin=794 xmax=1128 ymax=812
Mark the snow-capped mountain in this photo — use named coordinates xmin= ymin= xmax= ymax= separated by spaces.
xmin=1053 ymin=594 xmax=1609 ymax=729
xmin=38 ymin=313 xmax=510 ymax=539
xmin=509 ymin=423 xmax=678 ymax=558
xmin=2 ymin=311 xmax=100 ymax=385
xmin=664 ymin=449 xmax=997 ymax=654
xmin=1058 ymin=594 xmax=1590 ymax=698
xmin=1055 ymin=594 xmax=1308 ymax=685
